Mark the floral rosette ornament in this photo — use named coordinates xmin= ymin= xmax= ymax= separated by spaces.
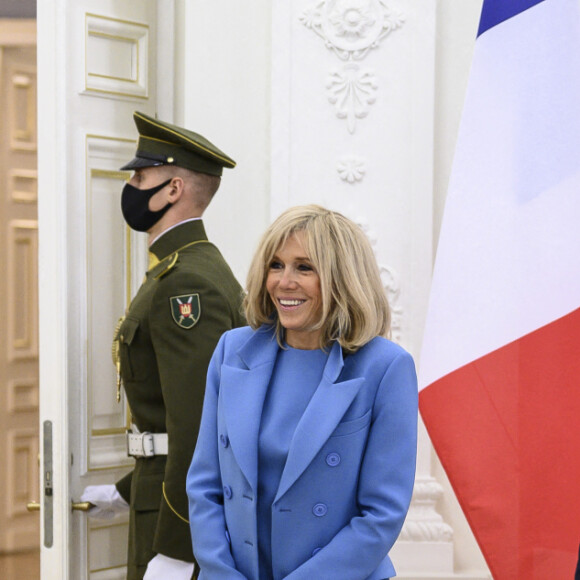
xmin=302 ymin=0 xmax=404 ymax=61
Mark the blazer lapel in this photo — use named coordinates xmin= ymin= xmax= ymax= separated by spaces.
xmin=274 ymin=342 xmax=364 ymax=502
xmin=221 ymin=326 xmax=279 ymax=493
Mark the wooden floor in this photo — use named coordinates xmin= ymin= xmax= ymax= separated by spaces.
xmin=0 ymin=550 xmax=40 ymax=580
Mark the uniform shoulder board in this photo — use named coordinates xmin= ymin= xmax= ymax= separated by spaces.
xmin=154 ymin=252 xmax=179 ymax=280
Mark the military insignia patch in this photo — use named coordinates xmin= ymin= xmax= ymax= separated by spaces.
xmin=170 ymin=294 xmax=201 ymax=329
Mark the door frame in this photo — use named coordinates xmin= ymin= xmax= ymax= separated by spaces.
xmin=37 ymin=3 xmax=70 ymax=575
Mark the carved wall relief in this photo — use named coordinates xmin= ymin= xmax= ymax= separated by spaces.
xmin=326 ymin=64 xmax=378 ymax=134
xmin=380 ymin=264 xmax=403 ymax=344
xmin=398 ymin=478 xmax=454 ymax=542
xmin=301 ymin=0 xmax=404 ymax=134
xmin=356 ymin=218 xmax=403 ymax=344
xmin=336 ymin=155 xmax=366 ymax=183
xmin=300 ymin=0 xmax=405 ymax=61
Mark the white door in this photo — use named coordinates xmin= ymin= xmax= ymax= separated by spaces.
xmin=36 ymin=1 xmax=173 ymax=577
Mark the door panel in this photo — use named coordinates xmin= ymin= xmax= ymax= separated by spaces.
xmin=0 ymin=22 xmax=39 ymax=555
xmin=37 ymin=1 xmax=170 ymax=578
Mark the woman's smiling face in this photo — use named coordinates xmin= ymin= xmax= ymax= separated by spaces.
xmin=266 ymin=231 xmax=322 ymax=350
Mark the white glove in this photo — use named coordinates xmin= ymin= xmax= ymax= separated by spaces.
xmin=143 ymin=554 xmax=195 ymax=579
xmin=80 ymin=484 xmax=129 ymax=520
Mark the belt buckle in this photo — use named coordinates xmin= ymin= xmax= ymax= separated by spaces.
xmin=141 ymin=432 xmax=155 ymax=457
xmin=126 ymin=430 xmax=155 ymax=458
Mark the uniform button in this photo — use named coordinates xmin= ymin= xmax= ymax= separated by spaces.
xmin=223 ymin=485 xmax=233 ymax=499
xmin=225 ymin=530 xmax=231 ymax=543
xmin=312 ymin=547 xmax=322 ymax=556
xmin=220 ymin=434 xmax=229 ymax=447
xmin=326 ymin=452 xmax=341 ymax=467
xmin=312 ymin=503 xmax=327 ymax=517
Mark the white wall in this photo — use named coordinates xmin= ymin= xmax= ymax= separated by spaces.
xmin=174 ymin=0 xmax=272 ymax=286
xmin=434 ymin=0 xmax=483 ymax=252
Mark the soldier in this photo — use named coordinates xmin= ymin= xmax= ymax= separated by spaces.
xmin=82 ymin=111 xmax=246 ymax=580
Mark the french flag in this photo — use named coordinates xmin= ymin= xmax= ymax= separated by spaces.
xmin=418 ymin=0 xmax=580 ymax=578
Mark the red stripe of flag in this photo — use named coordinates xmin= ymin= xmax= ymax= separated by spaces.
xmin=420 ymin=308 xmax=580 ymax=578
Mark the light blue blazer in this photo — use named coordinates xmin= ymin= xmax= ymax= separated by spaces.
xmin=187 ymin=325 xmax=418 ymax=580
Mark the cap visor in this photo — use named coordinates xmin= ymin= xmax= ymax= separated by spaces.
xmin=119 ymin=156 xmax=165 ymax=171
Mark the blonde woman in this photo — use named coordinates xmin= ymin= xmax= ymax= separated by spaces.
xmin=187 ymin=205 xmax=418 ymax=579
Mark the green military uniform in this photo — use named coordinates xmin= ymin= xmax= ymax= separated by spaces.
xmin=113 ymin=111 xmax=245 ymax=579
xmin=115 ymin=219 xmax=245 ymax=578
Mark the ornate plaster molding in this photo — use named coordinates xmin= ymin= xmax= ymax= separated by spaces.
xmin=300 ymin=0 xmax=404 ymax=61
xmin=327 ymin=64 xmax=377 ymax=134
xmin=301 ymin=0 xmax=404 ymax=133
xmin=379 ymin=265 xmax=402 ymax=344
xmin=337 ymin=154 xmax=367 ymax=183
xmin=398 ymin=476 xmax=454 ymax=542
xmin=356 ymin=218 xmax=403 ymax=344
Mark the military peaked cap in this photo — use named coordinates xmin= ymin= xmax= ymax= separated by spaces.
xmin=120 ymin=111 xmax=236 ymax=176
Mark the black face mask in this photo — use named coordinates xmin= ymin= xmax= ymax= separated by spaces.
xmin=121 ymin=178 xmax=172 ymax=232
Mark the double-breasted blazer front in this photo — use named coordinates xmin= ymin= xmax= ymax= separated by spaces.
xmin=187 ymin=325 xmax=418 ymax=580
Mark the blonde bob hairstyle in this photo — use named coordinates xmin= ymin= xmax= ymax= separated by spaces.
xmin=244 ymin=204 xmax=391 ymax=352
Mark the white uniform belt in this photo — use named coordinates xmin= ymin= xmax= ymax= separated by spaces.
xmin=127 ymin=430 xmax=168 ymax=458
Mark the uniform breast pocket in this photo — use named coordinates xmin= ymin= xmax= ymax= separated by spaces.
xmin=119 ymin=317 xmax=139 ymax=381
xmin=330 ymin=408 xmax=372 ymax=438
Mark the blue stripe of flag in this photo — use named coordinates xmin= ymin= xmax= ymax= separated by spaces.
xmin=478 ymin=0 xmax=546 ymax=36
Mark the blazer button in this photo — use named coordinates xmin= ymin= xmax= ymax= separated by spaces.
xmin=220 ymin=434 xmax=229 ymax=448
xmin=225 ymin=530 xmax=231 ymax=543
xmin=326 ymin=452 xmax=341 ymax=467
xmin=223 ymin=485 xmax=233 ymax=500
xmin=312 ymin=547 xmax=322 ymax=556
xmin=312 ymin=503 xmax=327 ymax=517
